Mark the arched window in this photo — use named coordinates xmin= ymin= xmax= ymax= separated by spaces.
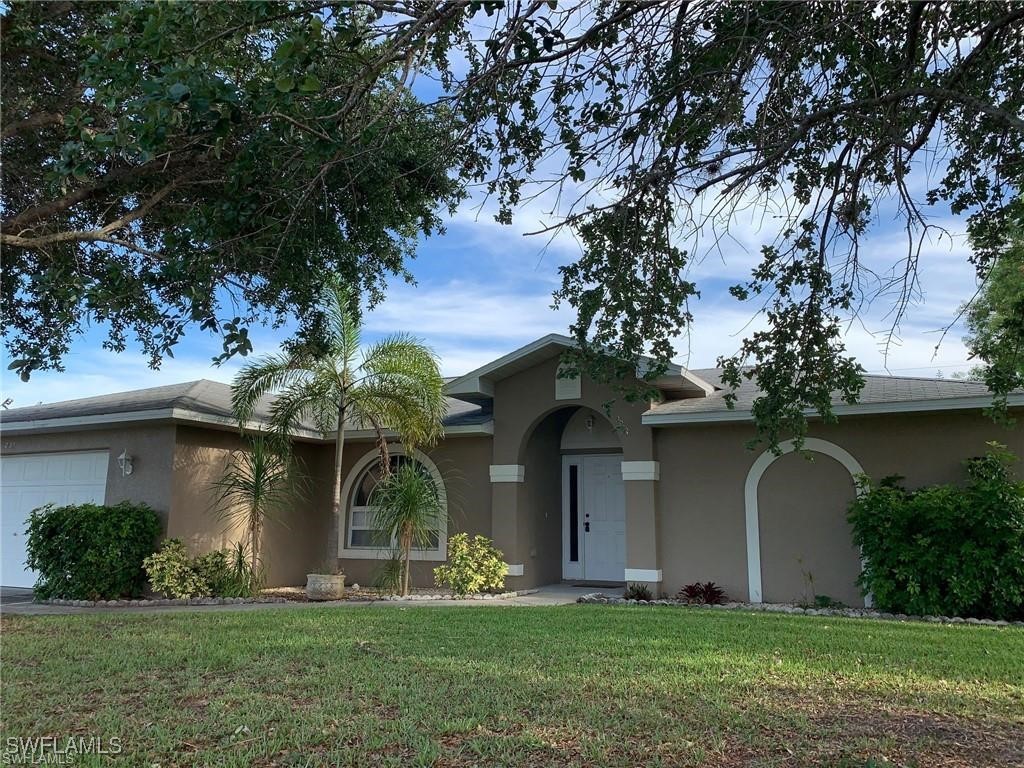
xmin=341 ymin=449 xmax=447 ymax=559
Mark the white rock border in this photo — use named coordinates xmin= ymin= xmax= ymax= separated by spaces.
xmin=576 ymin=594 xmax=1024 ymax=627
xmin=42 ymin=589 xmax=539 ymax=607
xmin=377 ymin=588 xmax=539 ymax=602
xmin=43 ymin=596 xmax=290 ymax=608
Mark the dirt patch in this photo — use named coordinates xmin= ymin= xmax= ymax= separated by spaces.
xmin=827 ymin=708 xmax=1024 ymax=767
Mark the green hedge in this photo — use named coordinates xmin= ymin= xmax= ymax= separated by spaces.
xmin=25 ymin=501 xmax=161 ymax=600
xmin=849 ymin=443 xmax=1024 ymax=621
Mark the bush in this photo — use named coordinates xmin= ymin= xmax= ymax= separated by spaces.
xmin=143 ymin=539 xmax=208 ymax=599
xmin=433 ymin=533 xmax=506 ymax=595
xmin=144 ymin=539 xmax=259 ymax=599
xmin=677 ymin=581 xmax=728 ymax=605
xmin=25 ymin=501 xmax=161 ymax=600
xmin=623 ymin=583 xmax=653 ymax=600
xmin=849 ymin=443 xmax=1024 ymax=621
xmin=373 ymin=550 xmax=404 ymax=595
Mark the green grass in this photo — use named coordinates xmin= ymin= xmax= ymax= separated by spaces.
xmin=2 ymin=607 xmax=1022 ymax=766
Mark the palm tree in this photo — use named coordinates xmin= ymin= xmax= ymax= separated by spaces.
xmin=370 ymin=460 xmax=446 ymax=596
xmin=210 ymin=433 xmax=299 ymax=576
xmin=231 ymin=280 xmax=446 ymax=572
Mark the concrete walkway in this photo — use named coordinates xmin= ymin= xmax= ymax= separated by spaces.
xmin=0 ymin=584 xmax=592 ymax=617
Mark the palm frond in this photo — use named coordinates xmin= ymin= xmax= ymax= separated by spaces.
xmin=321 ymin=279 xmax=361 ymax=376
xmin=353 ymin=334 xmax=446 ymax=449
xmin=210 ymin=434 xmax=297 ymax=532
xmin=268 ymin=373 xmax=340 ymax=439
xmin=231 ymin=352 xmax=314 ymax=427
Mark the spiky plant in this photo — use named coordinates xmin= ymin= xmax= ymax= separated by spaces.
xmin=370 ymin=461 xmax=446 ymax=596
xmin=230 ymin=279 xmax=446 ymax=571
xmin=211 ymin=434 xmax=298 ymax=575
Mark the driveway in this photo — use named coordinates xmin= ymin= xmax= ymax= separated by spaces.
xmin=1 ymin=584 xmax=593 ymax=616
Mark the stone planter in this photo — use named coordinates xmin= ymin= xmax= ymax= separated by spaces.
xmin=306 ymin=573 xmax=345 ymax=601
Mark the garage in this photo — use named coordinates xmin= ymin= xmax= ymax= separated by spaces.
xmin=0 ymin=451 xmax=109 ymax=587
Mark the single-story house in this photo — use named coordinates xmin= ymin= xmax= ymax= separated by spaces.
xmin=2 ymin=334 xmax=1021 ymax=605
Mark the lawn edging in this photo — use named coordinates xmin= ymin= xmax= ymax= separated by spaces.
xmin=577 ymin=594 xmax=1024 ymax=627
xmin=377 ymin=588 xmax=539 ymax=601
xmin=42 ymin=596 xmax=290 ymax=608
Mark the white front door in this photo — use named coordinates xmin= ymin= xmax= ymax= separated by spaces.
xmin=0 ymin=451 xmax=109 ymax=587
xmin=562 ymin=454 xmax=626 ymax=582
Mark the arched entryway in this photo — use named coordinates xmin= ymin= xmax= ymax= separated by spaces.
xmin=744 ymin=438 xmax=866 ymax=606
xmin=519 ymin=406 xmax=625 ymax=584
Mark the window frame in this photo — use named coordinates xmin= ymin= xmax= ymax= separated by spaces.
xmin=337 ymin=447 xmax=448 ymax=561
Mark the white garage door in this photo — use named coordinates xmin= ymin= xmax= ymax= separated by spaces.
xmin=1 ymin=451 xmax=109 ymax=587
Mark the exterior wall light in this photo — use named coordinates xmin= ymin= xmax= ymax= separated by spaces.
xmin=117 ymin=450 xmax=134 ymax=477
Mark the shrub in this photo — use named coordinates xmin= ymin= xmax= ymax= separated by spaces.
xmin=849 ymin=443 xmax=1024 ymax=621
xmin=196 ymin=542 xmax=262 ymax=598
xmin=623 ymin=583 xmax=653 ymax=600
xmin=374 ymin=550 xmax=404 ymax=595
xmin=144 ymin=539 xmax=260 ymax=599
xmin=25 ymin=501 xmax=161 ymax=600
xmin=677 ymin=581 xmax=728 ymax=605
xmin=433 ymin=533 xmax=506 ymax=595
xmin=813 ymin=595 xmax=846 ymax=609
xmin=144 ymin=539 xmax=209 ymax=599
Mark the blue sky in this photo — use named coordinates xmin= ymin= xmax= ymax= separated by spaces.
xmin=1 ymin=186 xmax=979 ymax=408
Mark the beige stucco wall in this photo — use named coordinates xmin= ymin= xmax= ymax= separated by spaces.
xmin=1 ymin=424 xmax=177 ymax=527
xmin=171 ymin=426 xmax=335 ymax=587
xmin=758 ymin=450 xmax=860 ymax=605
xmin=492 ymin=355 xmax=653 ymax=465
xmin=656 ymin=409 xmax=1024 ymax=604
xmin=489 ymin=353 xmax=659 ymax=588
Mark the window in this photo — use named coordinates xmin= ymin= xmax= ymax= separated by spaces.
xmin=345 ymin=452 xmax=445 ymax=555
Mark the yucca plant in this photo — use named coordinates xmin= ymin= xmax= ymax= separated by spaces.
xmin=623 ymin=583 xmax=653 ymax=601
xmin=211 ymin=434 xmax=299 ymax=575
xmin=373 ymin=549 xmax=405 ymax=595
xmin=370 ymin=461 xmax=446 ymax=596
xmin=231 ymin=278 xmax=446 ymax=570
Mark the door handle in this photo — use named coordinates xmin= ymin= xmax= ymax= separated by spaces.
xmin=584 ymin=522 xmax=590 ymax=533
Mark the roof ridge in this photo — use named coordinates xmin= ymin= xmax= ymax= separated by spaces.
xmin=860 ymin=372 xmax=984 ymax=384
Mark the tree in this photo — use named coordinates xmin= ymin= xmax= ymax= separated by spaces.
xmin=963 ymin=226 xmax=1024 ymax=422
xmin=230 ymin=279 xmax=445 ymax=570
xmin=438 ymin=0 xmax=1024 ymax=448
xmin=1 ymin=2 xmax=463 ymax=379
xmin=210 ymin=434 xmax=299 ymax=576
xmin=6 ymin=2 xmax=1022 ymax=450
xmin=370 ymin=461 xmax=446 ymax=596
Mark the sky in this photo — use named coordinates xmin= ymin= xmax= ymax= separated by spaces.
xmin=0 ymin=189 xmax=979 ymax=409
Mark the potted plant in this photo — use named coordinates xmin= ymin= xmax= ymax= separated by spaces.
xmin=306 ymin=565 xmax=345 ymax=601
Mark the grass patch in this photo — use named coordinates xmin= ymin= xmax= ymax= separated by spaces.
xmin=2 ymin=606 xmax=1022 ymax=766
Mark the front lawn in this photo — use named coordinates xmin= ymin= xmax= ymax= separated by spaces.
xmin=2 ymin=607 xmax=1022 ymax=766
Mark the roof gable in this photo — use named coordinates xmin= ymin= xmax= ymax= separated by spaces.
xmin=444 ymin=333 xmax=716 ymax=402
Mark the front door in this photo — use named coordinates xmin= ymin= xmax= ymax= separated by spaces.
xmin=562 ymin=454 xmax=626 ymax=582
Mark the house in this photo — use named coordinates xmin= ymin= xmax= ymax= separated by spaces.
xmin=2 ymin=334 xmax=1021 ymax=605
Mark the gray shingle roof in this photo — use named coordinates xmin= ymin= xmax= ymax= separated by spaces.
xmin=0 ymin=379 xmax=491 ymax=432
xmin=1 ymin=368 xmax=1009 ymax=432
xmin=647 ymin=369 xmax=1006 ymax=418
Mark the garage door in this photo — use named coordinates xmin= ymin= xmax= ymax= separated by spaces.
xmin=1 ymin=451 xmax=109 ymax=587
